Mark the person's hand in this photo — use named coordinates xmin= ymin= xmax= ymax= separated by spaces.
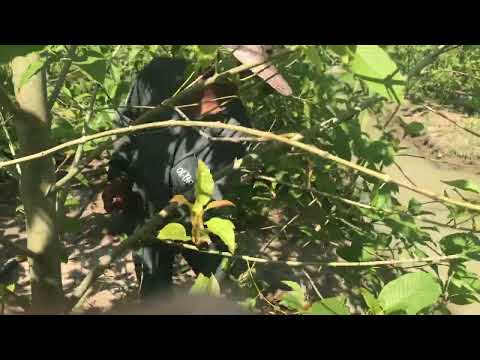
xmin=102 ymin=176 xmax=133 ymax=214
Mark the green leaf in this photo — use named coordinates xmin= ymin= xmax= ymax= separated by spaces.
xmin=18 ymin=58 xmax=46 ymax=89
xmin=360 ymin=289 xmax=383 ymax=315
xmin=157 ymin=223 xmax=191 ymax=242
xmin=64 ymin=196 xmax=81 ymax=208
xmin=384 ymin=213 xmax=430 ymax=243
xmin=378 ymin=272 xmax=442 ymax=315
xmin=74 ymin=51 xmax=107 ymax=84
xmin=190 ymin=274 xmax=221 ymax=297
xmin=447 ymin=265 xmax=480 ymax=304
xmin=6 ymin=283 xmax=15 ymax=293
xmin=205 ymin=217 xmax=236 ymax=253
xmin=404 ymin=122 xmax=425 ymax=137
xmin=306 ymin=296 xmax=350 ymax=315
xmin=280 ymin=281 xmax=306 ymax=312
xmin=0 ymin=283 xmax=15 ymax=298
xmin=365 ymin=140 xmax=395 ymax=166
xmin=440 ymin=232 xmax=480 ymax=260
xmin=371 ymin=186 xmax=393 ymax=210
xmin=351 ymin=45 xmax=405 ymax=102
xmin=442 ymin=179 xmax=480 ymax=194
xmin=52 ymin=117 xmax=77 ymax=142
xmin=198 ymin=45 xmax=219 ymax=54
xmin=408 ymin=198 xmax=422 ymax=215
xmin=195 ymin=160 xmax=214 ymax=206
xmin=304 ymin=46 xmax=324 ymax=75
xmin=0 ymin=45 xmax=46 ymax=64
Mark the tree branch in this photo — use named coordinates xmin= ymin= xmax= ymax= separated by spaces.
xmin=152 ymin=240 xmax=466 ymax=268
xmin=47 ymin=45 xmax=78 ymax=111
xmin=2 ymin=119 xmax=480 ymax=212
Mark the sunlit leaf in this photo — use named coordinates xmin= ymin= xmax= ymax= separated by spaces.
xmin=157 ymin=223 xmax=191 ymax=242
xmin=378 ymin=272 xmax=442 ymax=315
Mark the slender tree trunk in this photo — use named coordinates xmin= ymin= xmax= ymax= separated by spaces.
xmin=10 ymin=53 xmax=64 ymax=314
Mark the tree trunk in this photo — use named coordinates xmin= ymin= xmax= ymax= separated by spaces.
xmin=10 ymin=53 xmax=64 ymax=314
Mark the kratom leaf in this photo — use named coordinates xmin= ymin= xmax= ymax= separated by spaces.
xmin=305 ymin=296 xmax=350 ymax=315
xmin=157 ymin=223 xmax=191 ymax=242
xmin=378 ymin=272 xmax=442 ymax=315
xmin=205 ymin=217 xmax=236 ymax=253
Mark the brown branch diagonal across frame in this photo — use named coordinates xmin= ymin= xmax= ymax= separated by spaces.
xmin=2 ymin=119 xmax=480 ymax=212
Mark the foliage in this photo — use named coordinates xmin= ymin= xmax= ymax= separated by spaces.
xmin=388 ymin=45 xmax=480 ymax=114
xmin=1 ymin=44 xmax=480 ymax=315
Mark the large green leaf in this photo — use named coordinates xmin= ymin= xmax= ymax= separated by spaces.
xmin=195 ymin=160 xmax=214 ymax=206
xmin=190 ymin=274 xmax=221 ymax=297
xmin=306 ymin=296 xmax=350 ymax=315
xmin=378 ymin=272 xmax=442 ymax=315
xmin=205 ymin=217 xmax=236 ymax=253
xmin=0 ymin=45 xmax=46 ymax=64
xmin=157 ymin=223 xmax=191 ymax=242
xmin=351 ymin=45 xmax=406 ymax=102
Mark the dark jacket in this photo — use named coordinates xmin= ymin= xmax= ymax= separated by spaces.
xmin=108 ymin=57 xmax=251 ymax=219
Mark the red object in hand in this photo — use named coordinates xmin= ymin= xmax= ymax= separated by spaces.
xmin=102 ymin=177 xmax=133 ymax=214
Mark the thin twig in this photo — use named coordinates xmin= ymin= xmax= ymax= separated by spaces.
xmin=246 ymin=260 xmax=286 ymax=314
xmin=302 ymin=269 xmax=323 ymax=300
xmin=424 ymin=104 xmax=480 ymax=139
xmin=51 ymin=86 xmax=99 ymax=196
xmin=393 ymin=160 xmax=417 ymax=187
xmin=159 ymin=240 xmax=465 ymax=268
xmin=0 ymin=113 xmax=21 ymax=177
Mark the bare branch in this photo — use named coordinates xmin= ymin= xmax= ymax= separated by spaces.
xmin=2 ymin=118 xmax=480 ymax=212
